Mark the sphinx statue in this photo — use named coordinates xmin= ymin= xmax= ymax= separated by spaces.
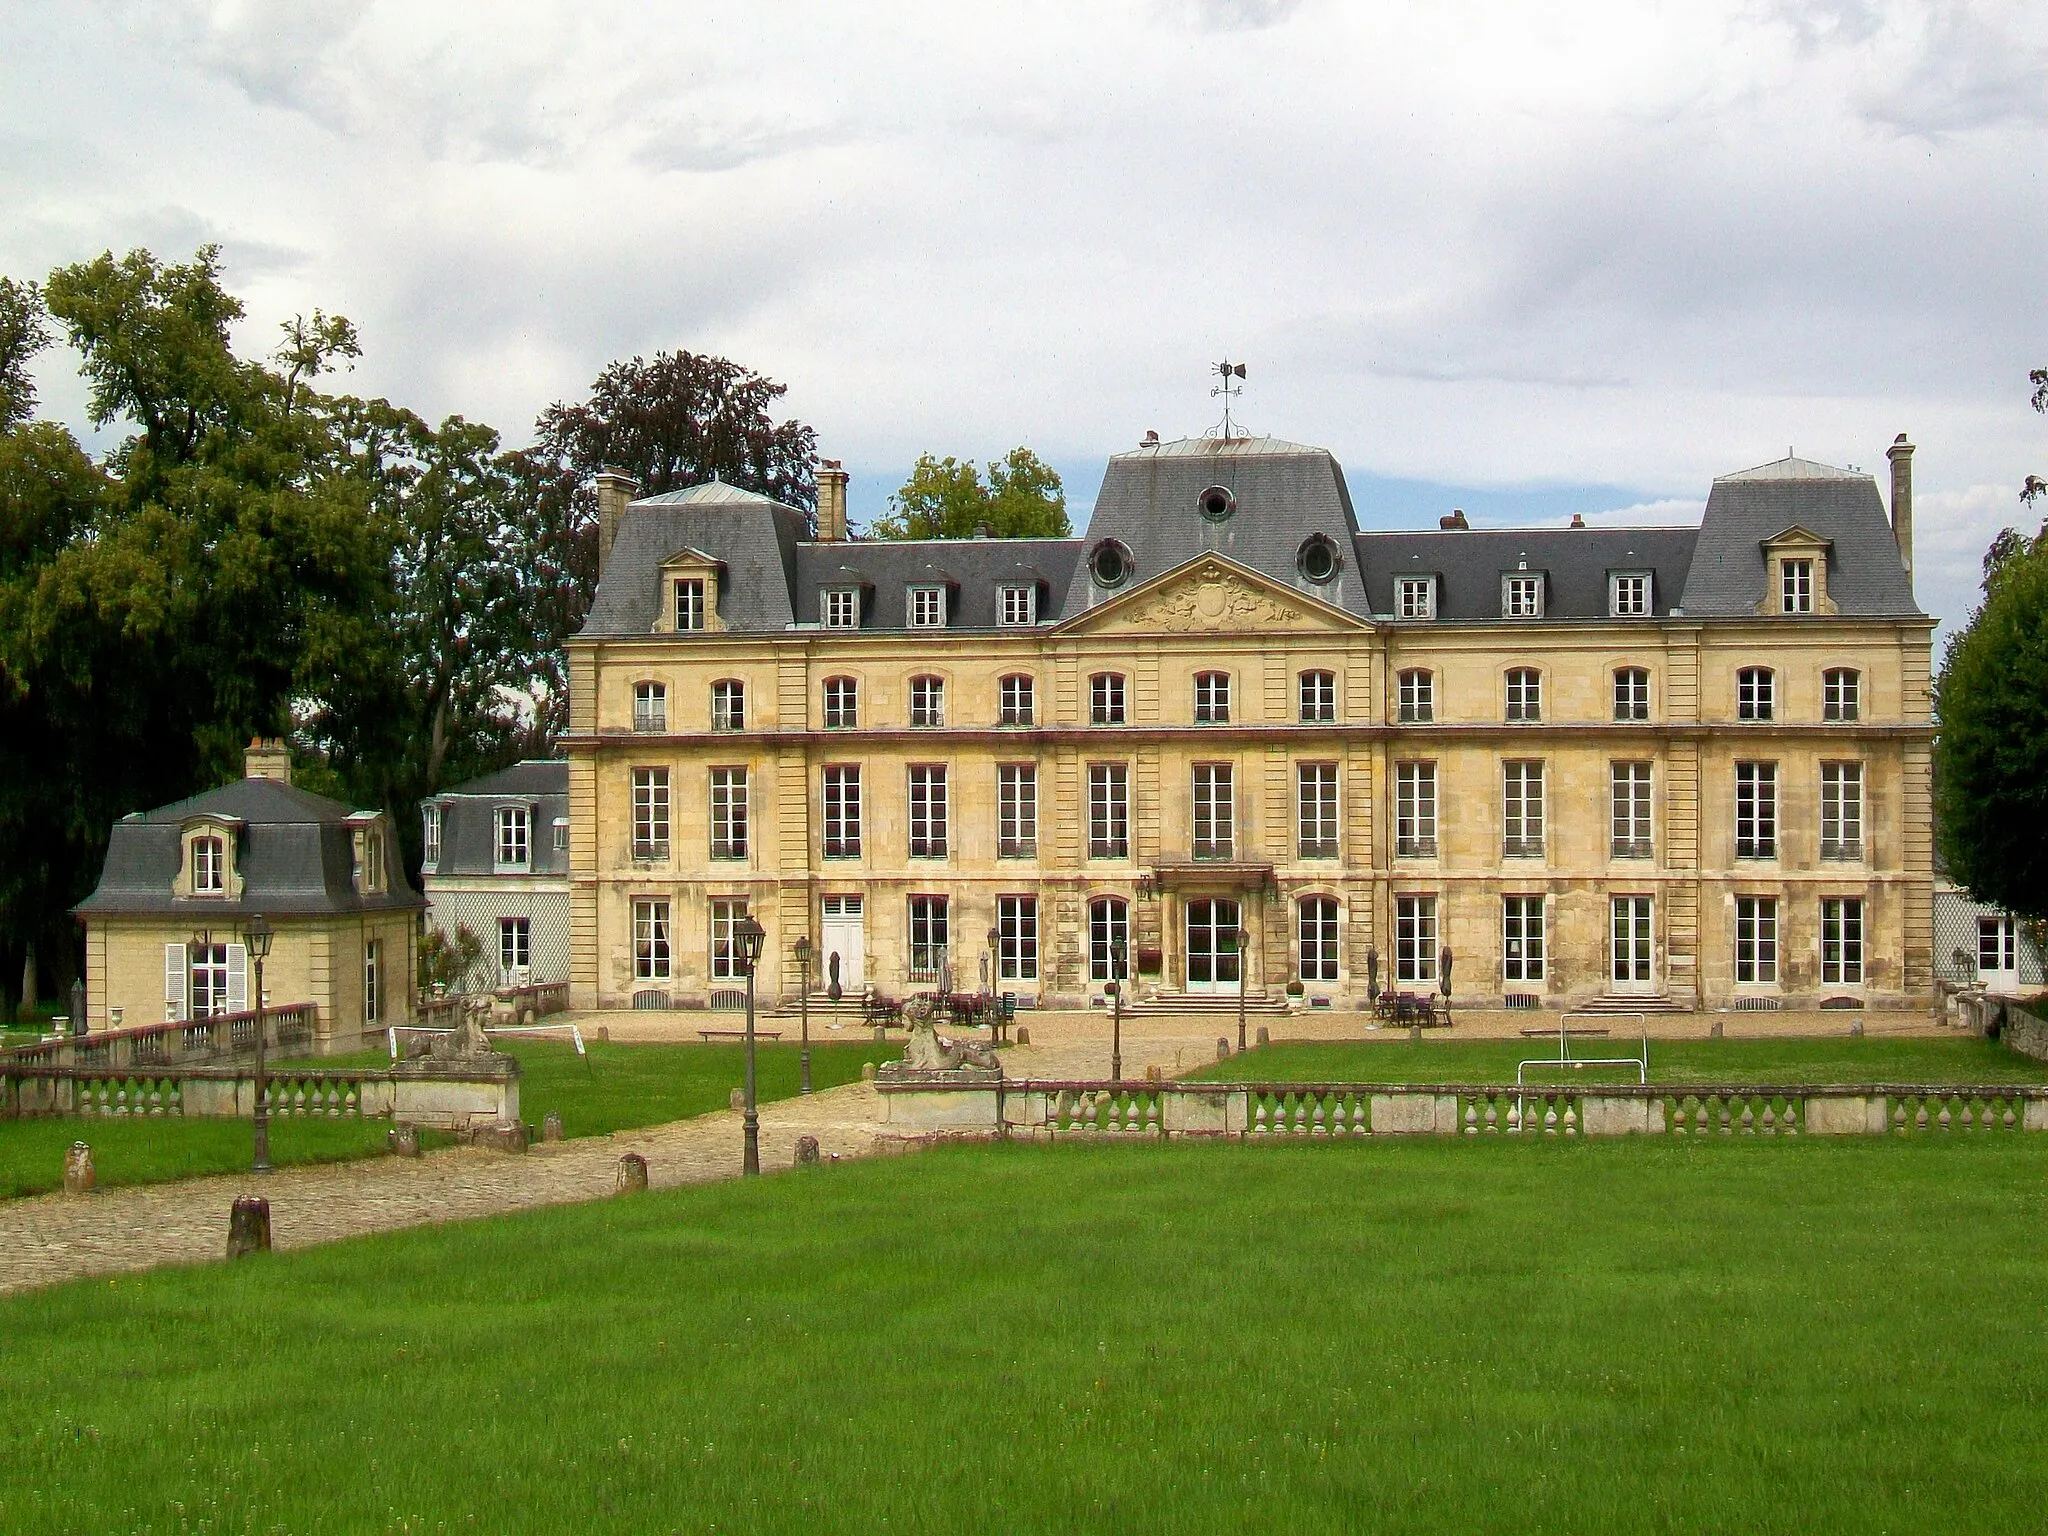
xmin=877 ymin=994 xmax=1002 ymax=1081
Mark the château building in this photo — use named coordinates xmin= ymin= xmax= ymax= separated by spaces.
xmin=563 ymin=432 xmax=1933 ymax=1013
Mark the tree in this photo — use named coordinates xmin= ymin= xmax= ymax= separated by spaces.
xmin=1933 ymin=368 xmax=2048 ymax=921
xmin=870 ymin=447 xmax=1068 ymax=539
xmin=0 ymin=277 xmax=49 ymax=430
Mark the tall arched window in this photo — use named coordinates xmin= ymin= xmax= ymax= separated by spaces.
xmin=1089 ymin=897 xmax=1129 ymax=982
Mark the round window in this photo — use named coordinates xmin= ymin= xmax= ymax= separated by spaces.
xmin=1090 ymin=540 xmax=1130 ymax=589
xmin=1298 ymin=536 xmax=1339 ymax=584
xmin=1198 ymin=485 xmax=1236 ymax=522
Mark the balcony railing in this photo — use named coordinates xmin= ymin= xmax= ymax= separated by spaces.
xmin=1192 ymin=838 xmax=1234 ymax=860
xmin=1736 ymin=839 xmax=1776 ymax=860
xmin=1820 ymin=838 xmax=1863 ymax=861
xmin=1502 ymin=836 xmax=1545 ymax=859
xmin=630 ymin=839 xmax=670 ymax=862
xmin=1398 ymin=706 xmax=1433 ymax=723
xmin=1297 ymin=839 xmax=1340 ymax=859
xmin=1396 ymin=836 xmax=1437 ymax=858
xmin=1610 ymin=838 xmax=1654 ymax=859
xmin=999 ymin=837 xmax=1037 ymax=858
xmin=824 ymin=837 xmax=862 ymax=858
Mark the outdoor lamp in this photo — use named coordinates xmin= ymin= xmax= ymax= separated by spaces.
xmin=242 ymin=912 xmax=274 ymax=1175
xmin=735 ymin=915 xmax=766 ymax=975
xmin=735 ymin=914 xmax=767 ymax=1176
xmin=793 ymin=935 xmax=813 ymax=1096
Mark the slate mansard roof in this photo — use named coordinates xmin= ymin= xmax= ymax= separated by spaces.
xmin=77 ymin=776 xmax=423 ymax=919
xmin=425 ymin=759 xmax=570 ymax=881
xmin=576 ymin=438 xmax=1923 ymax=637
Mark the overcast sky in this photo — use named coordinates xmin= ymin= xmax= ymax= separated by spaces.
xmin=5 ymin=0 xmax=2044 ymax=642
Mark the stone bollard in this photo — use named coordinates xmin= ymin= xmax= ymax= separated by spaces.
xmin=63 ymin=1141 xmax=94 ymax=1195
xmin=1015 ymin=1025 xmax=1031 ymax=1046
xmin=1256 ymin=1025 xmax=1271 ymax=1048
xmin=542 ymin=1110 xmax=564 ymax=1142
xmin=729 ymin=1087 xmax=746 ymax=1112
xmin=1217 ymin=1037 xmax=1231 ymax=1060
xmin=471 ymin=1121 xmax=530 ymax=1153
xmin=1851 ymin=1020 xmax=1864 ymax=1038
xmin=388 ymin=1123 xmax=421 ymax=1157
xmin=861 ymin=1061 xmax=878 ymax=1082
xmin=795 ymin=1135 xmax=821 ymax=1167
xmin=1409 ymin=1024 xmax=1422 ymax=1041
xmin=1144 ymin=1065 xmax=1162 ymax=1083
xmin=226 ymin=1195 xmax=271 ymax=1259
xmin=1711 ymin=1019 xmax=1724 ymax=1039
xmin=615 ymin=1153 xmax=648 ymax=1194
xmin=873 ymin=1025 xmax=888 ymax=1044
xmin=598 ymin=1025 xmax=610 ymax=1043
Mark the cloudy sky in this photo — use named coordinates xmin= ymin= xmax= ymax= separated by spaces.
xmin=5 ymin=0 xmax=2044 ymax=641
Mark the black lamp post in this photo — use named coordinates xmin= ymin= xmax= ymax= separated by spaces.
xmin=736 ymin=914 xmax=766 ymax=1175
xmin=243 ymin=913 xmax=274 ymax=1174
xmin=1108 ymin=935 xmax=1126 ymax=1083
xmin=794 ymin=934 xmax=813 ymax=1096
xmin=1235 ymin=925 xmax=1251 ymax=1055
xmin=986 ymin=925 xmax=1000 ymax=1041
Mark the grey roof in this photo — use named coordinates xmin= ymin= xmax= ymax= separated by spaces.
xmin=582 ymin=483 xmax=808 ymax=636
xmin=793 ymin=539 xmax=1083 ymax=628
xmin=1354 ymin=527 xmax=1699 ymax=621
xmin=1063 ymin=436 xmax=1368 ymax=619
xmin=426 ymin=760 xmax=570 ymax=880
xmin=76 ymin=776 xmax=422 ymax=919
xmin=1679 ymin=457 xmax=1921 ymax=618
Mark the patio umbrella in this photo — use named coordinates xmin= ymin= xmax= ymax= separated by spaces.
xmin=1439 ymin=945 xmax=1454 ymax=998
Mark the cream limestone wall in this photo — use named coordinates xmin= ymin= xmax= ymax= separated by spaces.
xmin=567 ymin=559 xmax=1935 ymax=1012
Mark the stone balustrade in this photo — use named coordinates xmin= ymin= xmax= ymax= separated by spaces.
xmin=417 ymin=981 xmax=570 ymax=1030
xmin=0 ymin=1005 xmax=318 ymax=1071
xmin=878 ymin=1079 xmax=2048 ymax=1139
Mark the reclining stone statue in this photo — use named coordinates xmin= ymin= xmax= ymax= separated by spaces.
xmin=878 ymin=994 xmax=1002 ymax=1080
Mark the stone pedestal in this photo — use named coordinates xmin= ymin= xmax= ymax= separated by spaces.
xmin=227 ymin=1195 xmax=271 ymax=1258
xmin=616 ymin=1153 xmax=648 ymax=1193
xmin=794 ymin=1135 xmax=821 ymax=1166
xmin=542 ymin=1110 xmax=564 ymax=1142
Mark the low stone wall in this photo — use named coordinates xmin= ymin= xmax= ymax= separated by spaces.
xmin=1951 ymin=993 xmax=2048 ymax=1066
xmin=0 ymin=1059 xmax=519 ymax=1133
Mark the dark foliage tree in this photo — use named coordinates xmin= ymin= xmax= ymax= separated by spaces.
xmin=870 ymin=447 xmax=1068 ymax=540
xmin=0 ymin=276 xmax=50 ymax=430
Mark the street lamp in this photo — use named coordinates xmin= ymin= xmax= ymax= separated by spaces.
xmin=1234 ymin=926 xmax=1251 ymax=1056
xmin=794 ymin=934 xmax=813 ymax=1096
xmin=735 ymin=914 xmax=766 ymax=1176
xmin=1107 ymin=934 xmax=1125 ymax=1084
xmin=986 ymin=925 xmax=1000 ymax=1042
xmin=243 ymin=913 xmax=274 ymax=1174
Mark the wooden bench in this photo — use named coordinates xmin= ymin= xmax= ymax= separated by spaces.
xmin=697 ymin=1028 xmax=783 ymax=1042
xmin=1519 ymin=1025 xmax=1610 ymax=1038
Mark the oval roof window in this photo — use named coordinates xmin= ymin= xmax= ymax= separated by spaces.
xmin=1198 ymin=485 xmax=1236 ymax=522
xmin=1090 ymin=539 xmax=1132 ymax=590
xmin=1298 ymin=535 xmax=1340 ymax=584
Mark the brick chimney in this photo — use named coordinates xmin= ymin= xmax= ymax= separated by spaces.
xmin=816 ymin=459 xmax=849 ymax=542
xmin=244 ymin=737 xmax=291 ymax=785
xmin=1439 ymin=509 xmax=1469 ymax=530
xmin=593 ymin=469 xmax=640 ymax=579
xmin=1887 ymin=434 xmax=1914 ymax=588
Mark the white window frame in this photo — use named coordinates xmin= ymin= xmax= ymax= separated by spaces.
xmin=1395 ymin=762 xmax=1436 ymax=857
xmin=998 ymin=764 xmax=1037 ymax=857
xmin=633 ymin=898 xmax=671 ymax=981
xmin=1397 ymin=576 xmax=1436 ymax=620
xmin=909 ymin=676 xmax=946 ymax=728
xmin=709 ymin=767 xmax=748 ymax=860
xmin=1821 ymin=897 xmax=1863 ymax=985
xmin=822 ymin=588 xmax=860 ymax=629
xmin=633 ymin=681 xmax=668 ymax=733
xmin=999 ymin=674 xmax=1035 ymax=726
xmin=1736 ymin=762 xmax=1777 ymax=859
xmin=1502 ymin=760 xmax=1545 ymax=858
xmin=1613 ymin=667 xmax=1650 ymax=722
xmin=1398 ymin=669 xmax=1433 ymax=723
xmin=631 ymin=769 xmax=670 ymax=859
xmin=1505 ymin=669 xmax=1541 ymax=723
xmin=710 ymin=897 xmax=750 ymax=982
xmin=908 ymin=765 xmax=948 ymax=857
xmin=1823 ymin=669 xmax=1860 ymax=722
xmin=421 ymin=806 xmax=442 ymax=867
xmin=495 ymin=805 xmax=531 ymax=870
xmin=1088 ymin=897 xmax=1129 ymax=983
xmin=822 ymin=765 xmax=862 ymax=857
xmin=1298 ymin=895 xmax=1340 ymax=983
xmin=363 ymin=939 xmax=381 ymax=1024
xmin=1502 ymin=574 xmax=1544 ymax=619
xmin=1193 ymin=671 xmax=1231 ymax=724
xmin=998 ymin=584 xmax=1037 ymax=626
xmin=908 ymin=584 xmax=948 ymax=629
xmin=1737 ymin=667 xmax=1775 ymax=722
xmin=1736 ymin=896 xmax=1779 ymax=983
xmin=499 ymin=917 xmax=531 ymax=981
xmin=553 ymin=819 xmax=569 ymax=853
xmin=1781 ymin=559 xmax=1814 ymax=614
xmin=1610 ymin=572 xmax=1650 ymax=617
xmin=998 ymin=895 xmax=1039 ymax=981
xmin=908 ymin=895 xmax=949 ymax=981
xmin=1088 ymin=763 xmax=1129 ymax=858
xmin=1503 ymin=895 xmax=1545 ymax=982
xmin=675 ymin=578 xmax=706 ymax=632
xmin=1611 ymin=761 xmax=1653 ymax=859
xmin=1395 ymin=895 xmax=1438 ymax=983
xmin=1820 ymin=762 xmax=1863 ymax=860
xmin=193 ymin=835 xmax=225 ymax=894
xmin=1090 ymin=673 xmax=1126 ymax=726
xmin=1192 ymin=763 xmax=1234 ymax=859
xmin=1298 ymin=670 xmax=1336 ymax=723
xmin=711 ymin=679 xmax=745 ymax=732
xmin=822 ymin=677 xmax=858 ymax=729
xmin=1297 ymin=762 xmax=1338 ymax=858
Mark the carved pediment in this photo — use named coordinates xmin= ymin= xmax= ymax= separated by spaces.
xmin=1059 ymin=556 xmax=1366 ymax=637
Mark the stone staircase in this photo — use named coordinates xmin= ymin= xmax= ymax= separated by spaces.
xmin=1569 ymin=994 xmax=1692 ymax=1016
xmin=767 ymin=990 xmax=877 ymax=1023
xmin=1122 ymin=990 xmax=1293 ymax=1018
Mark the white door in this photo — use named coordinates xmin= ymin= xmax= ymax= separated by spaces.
xmin=1611 ymin=897 xmax=1655 ymax=992
xmin=1185 ymin=898 xmax=1243 ymax=995
xmin=821 ymin=896 xmax=865 ymax=991
xmin=1979 ymin=916 xmax=2020 ymax=994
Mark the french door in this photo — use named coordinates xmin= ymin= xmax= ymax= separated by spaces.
xmin=820 ymin=896 xmax=865 ymax=989
xmin=1611 ymin=897 xmax=1654 ymax=991
xmin=1185 ymin=898 xmax=1243 ymax=994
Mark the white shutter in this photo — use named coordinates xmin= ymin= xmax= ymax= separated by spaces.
xmin=226 ymin=944 xmax=248 ymax=1014
xmin=164 ymin=943 xmax=188 ymax=1022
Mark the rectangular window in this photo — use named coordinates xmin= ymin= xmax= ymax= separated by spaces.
xmin=633 ymin=681 xmax=668 ymax=733
xmin=1503 ymin=574 xmax=1543 ymax=618
xmin=1821 ymin=897 xmax=1864 ymax=985
xmin=193 ymin=835 xmax=225 ymax=893
xmin=1611 ymin=762 xmax=1653 ymax=858
xmin=499 ymin=917 xmax=531 ymax=980
xmin=421 ymin=806 xmax=442 ymax=867
xmin=1299 ymin=670 xmax=1336 ymax=723
xmin=355 ymin=830 xmax=384 ymax=893
xmin=553 ymin=819 xmax=569 ymax=853
xmin=1737 ymin=667 xmax=1775 ymax=721
xmin=1823 ymin=669 xmax=1860 ymax=722
xmin=1820 ymin=762 xmax=1863 ymax=859
xmin=908 ymin=895 xmax=949 ymax=982
xmin=1398 ymin=669 xmax=1433 ymax=723
xmin=1194 ymin=672 xmax=1231 ymax=724
xmin=1505 ymin=669 xmax=1542 ymax=722
xmin=1090 ymin=673 xmax=1126 ymax=726
xmin=1735 ymin=896 xmax=1779 ymax=983
xmin=822 ymin=589 xmax=860 ymax=629
xmin=1397 ymin=577 xmax=1436 ymax=620
xmin=1736 ymin=762 xmax=1777 ymax=859
xmin=1613 ymin=668 xmax=1650 ymax=721
xmin=709 ymin=898 xmax=750 ymax=981
xmin=1396 ymin=895 xmax=1438 ymax=983
xmin=675 ymin=579 xmax=706 ymax=631
xmin=1088 ymin=897 xmax=1129 ymax=982
xmin=363 ymin=939 xmax=381 ymax=1024
xmin=999 ymin=675 xmax=1035 ymax=726
xmin=1781 ymin=559 xmax=1813 ymax=614
xmin=1297 ymin=763 xmax=1339 ymax=858
xmin=1088 ymin=764 xmax=1129 ymax=858
xmin=189 ymin=942 xmax=231 ymax=1019
xmin=1502 ymin=760 xmax=1545 ymax=857
xmin=998 ymin=764 xmax=1037 ymax=857
xmin=822 ymin=766 xmax=862 ymax=857
xmin=1981 ymin=917 xmax=2018 ymax=974
xmin=1396 ymin=761 xmax=1437 ymax=857
xmin=1611 ymin=573 xmax=1649 ymax=617
xmin=1298 ymin=895 xmax=1339 ymax=982
xmin=999 ymin=585 xmax=1037 ymax=626
xmin=1503 ymin=896 xmax=1545 ymax=982
xmin=910 ymin=676 xmax=946 ymax=728
xmin=998 ymin=895 xmax=1038 ymax=981
xmin=710 ymin=767 xmax=748 ymax=860
xmin=909 ymin=765 xmax=948 ymax=857
xmin=495 ymin=805 xmax=530 ymax=869
xmin=711 ymin=680 xmax=745 ymax=732
xmin=908 ymin=585 xmax=947 ymax=628
xmin=823 ymin=677 xmax=858 ymax=728
xmin=1192 ymin=763 xmax=1234 ymax=859
xmin=631 ymin=769 xmax=670 ymax=859
xmin=633 ymin=898 xmax=671 ymax=981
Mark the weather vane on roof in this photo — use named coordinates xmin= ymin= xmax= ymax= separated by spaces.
xmin=1210 ymin=360 xmax=1247 ymax=439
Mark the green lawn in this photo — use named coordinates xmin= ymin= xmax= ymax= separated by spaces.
xmin=0 ymin=1040 xmax=892 ymax=1199
xmin=5 ymin=1138 xmax=2048 ymax=1531
xmin=1185 ymin=1033 xmax=2044 ymax=1087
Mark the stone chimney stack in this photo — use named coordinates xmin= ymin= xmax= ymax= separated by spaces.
xmin=593 ymin=469 xmax=640 ymax=580
xmin=244 ymin=737 xmax=292 ymax=785
xmin=1887 ymin=434 xmax=1914 ymax=587
xmin=816 ymin=459 xmax=849 ymax=542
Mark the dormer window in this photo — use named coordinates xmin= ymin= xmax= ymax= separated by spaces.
xmin=675 ymin=579 xmax=706 ymax=632
xmin=1781 ymin=559 xmax=1813 ymax=614
xmin=633 ymin=681 xmax=667 ymax=733
xmin=908 ymin=585 xmax=947 ymax=629
xmin=495 ymin=806 xmax=531 ymax=871
xmin=1610 ymin=572 xmax=1650 ymax=617
xmin=421 ymin=805 xmax=442 ymax=867
xmin=822 ymin=589 xmax=860 ymax=629
xmin=711 ymin=679 xmax=745 ymax=732
xmin=1759 ymin=529 xmax=1834 ymax=616
xmin=192 ymin=835 xmax=225 ymax=894
xmin=352 ymin=825 xmax=385 ymax=893
xmin=998 ymin=584 xmax=1037 ymax=626
xmin=1503 ymin=574 xmax=1544 ymax=619
xmin=1737 ymin=667 xmax=1774 ymax=722
xmin=1397 ymin=576 xmax=1436 ymax=620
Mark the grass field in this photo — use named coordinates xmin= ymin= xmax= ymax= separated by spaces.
xmin=0 ymin=1039 xmax=892 ymax=1199
xmin=1184 ymin=1033 xmax=2044 ymax=1087
xmin=4 ymin=1137 xmax=2047 ymax=1531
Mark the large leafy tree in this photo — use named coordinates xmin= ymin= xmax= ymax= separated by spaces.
xmin=870 ymin=447 xmax=1069 ymax=539
xmin=1933 ymin=368 xmax=2048 ymax=921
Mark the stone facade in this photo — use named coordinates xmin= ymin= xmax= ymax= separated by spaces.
xmin=566 ymin=435 xmax=1934 ymax=1013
